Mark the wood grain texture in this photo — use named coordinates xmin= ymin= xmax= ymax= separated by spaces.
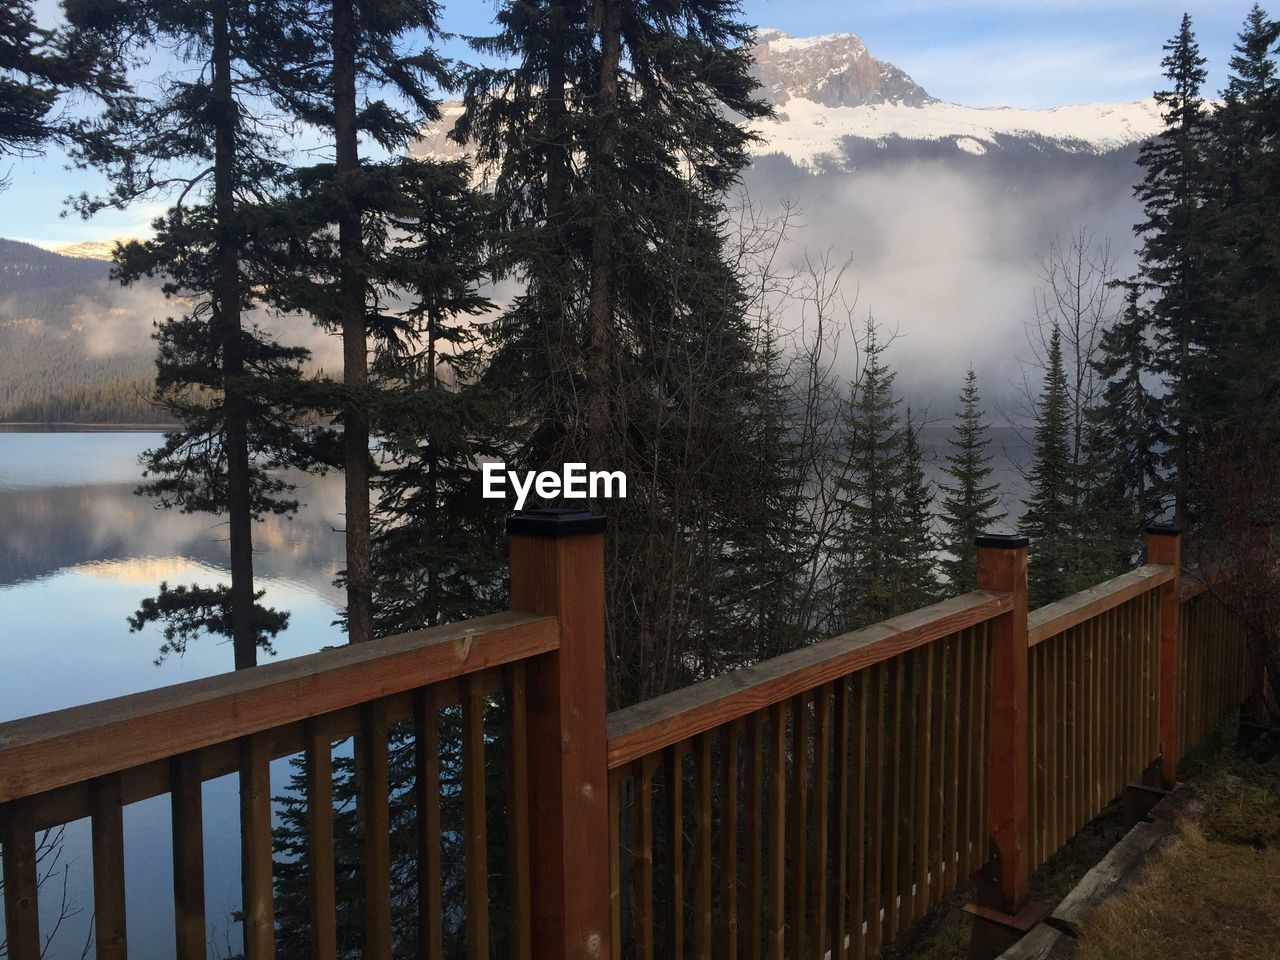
xmin=1146 ymin=533 xmax=1181 ymax=789
xmin=171 ymin=753 xmax=207 ymax=960
xmin=510 ymin=530 xmax=612 ymax=960
xmin=1027 ymin=564 xmax=1172 ymax=646
xmin=0 ymin=611 xmax=558 ymax=805
xmin=91 ymin=774 xmax=127 ymax=960
xmin=304 ymin=722 xmax=336 ymax=960
xmin=239 ymin=733 xmax=275 ymax=960
xmin=0 ymin=799 xmax=40 ymax=960
xmin=607 ymin=591 xmax=1011 ymax=769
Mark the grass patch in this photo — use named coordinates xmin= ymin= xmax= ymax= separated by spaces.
xmin=1075 ymin=823 xmax=1280 ymax=960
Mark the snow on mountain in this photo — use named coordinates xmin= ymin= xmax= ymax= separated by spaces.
xmin=408 ymin=30 xmax=1165 ymax=171
xmin=748 ymin=94 xmax=1164 ymax=168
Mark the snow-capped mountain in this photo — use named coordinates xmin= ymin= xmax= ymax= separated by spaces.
xmin=744 ymin=31 xmax=1162 ymax=168
xmin=411 ymin=30 xmax=1165 ymax=171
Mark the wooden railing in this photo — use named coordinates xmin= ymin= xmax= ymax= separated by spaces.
xmin=0 ymin=517 xmax=1257 ymax=960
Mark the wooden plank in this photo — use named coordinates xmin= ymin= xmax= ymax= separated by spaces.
xmin=668 ymin=742 xmax=687 ymax=960
xmin=831 ymin=678 xmax=850 ymax=960
xmin=508 ymin=518 xmax=611 ymax=960
xmin=608 ymin=768 xmax=622 ymax=960
xmin=0 ymin=800 xmax=41 ymax=960
xmin=91 ymin=774 xmax=127 ymax=960
xmin=694 ymin=733 xmax=713 ymax=960
xmin=930 ymin=639 xmax=947 ymax=903
xmin=0 ymin=611 xmax=559 ymax=805
xmin=505 ymin=664 xmax=532 ymax=960
xmin=171 ymin=754 xmax=207 ymax=960
xmin=415 ymin=688 xmax=444 ymax=960
xmin=633 ymin=755 xmax=656 ymax=960
xmin=746 ymin=711 xmax=764 ymax=960
xmin=944 ymin=636 xmax=961 ymax=896
xmin=813 ymin=684 xmax=831 ymax=960
xmin=1027 ymin=564 xmax=1173 ymax=646
xmin=852 ymin=670 xmax=870 ymax=960
xmin=1052 ymin=819 xmax=1175 ymax=932
xmin=720 ymin=722 xmax=740 ymax=960
xmin=463 ymin=676 xmax=489 ymax=960
xmin=606 ymin=592 xmax=1012 ymax=768
xmin=995 ymin=923 xmax=1075 ymax=960
xmin=304 ymin=721 xmax=336 ymax=960
xmin=240 ymin=733 xmax=275 ymax=960
xmin=915 ymin=644 xmax=934 ymax=916
xmin=1147 ymin=532 xmax=1182 ymax=789
xmin=789 ymin=693 xmax=808 ymax=960
xmin=866 ymin=663 xmax=885 ymax=957
xmin=768 ymin=703 xmax=785 ymax=960
xmin=359 ymin=701 xmax=393 ymax=960
xmin=886 ymin=654 xmax=904 ymax=940
xmin=977 ymin=538 xmax=1031 ymax=914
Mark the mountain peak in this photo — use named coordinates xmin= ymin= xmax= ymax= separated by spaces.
xmin=751 ymin=29 xmax=931 ymax=110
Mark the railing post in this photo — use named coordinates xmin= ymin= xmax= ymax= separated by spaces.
xmin=966 ymin=534 xmax=1044 ymax=960
xmin=508 ymin=508 xmax=612 ymax=960
xmin=1146 ymin=525 xmax=1182 ymax=790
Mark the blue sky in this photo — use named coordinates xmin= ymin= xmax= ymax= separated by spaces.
xmin=0 ymin=1 xmax=1263 ymax=245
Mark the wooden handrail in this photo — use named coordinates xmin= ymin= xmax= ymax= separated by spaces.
xmin=1026 ymin=564 xmax=1174 ymax=647
xmin=0 ymin=611 xmax=559 ymax=805
xmin=605 ymin=590 xmax=1012 ymax=770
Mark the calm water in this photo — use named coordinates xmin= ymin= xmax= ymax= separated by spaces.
xmin=0 ymin=430 xmax=347 ymax=959
xmin=0 ymin=426 xmax=1028 ymax=957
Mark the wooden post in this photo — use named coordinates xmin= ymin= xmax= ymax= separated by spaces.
xmin=966 ymin=534 xmax=1044 ymax=960
xmin=508 ymin=508 xmax=612 ymax=960
xmin=1146 ymin=525 xmax=1181 ymax=790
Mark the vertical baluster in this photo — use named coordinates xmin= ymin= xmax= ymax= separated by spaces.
xmin=359 ymin=701 xmax=392 ymax=960
xmin=960 ymin=631 xmax=977 ymax=878
xmin=172 ymin=753 xmax=207 ymax=960
xmin=867 ymin=662 xmax=885 ymax=957
xmin=852 ymin=670 xmax=870 ymax=960
xmin=694 ymin=734 xmax=713 ymax=960
xmin=609 ymin=768 xmax=623 ymax=960
xmin=634 ymin=754 xmax=656 ymax=960
xmin=746 ymin=712 xmax=764 ymax=960
xmin=415 ymin=689 xmax=444 ymax=960
xmin=767 ymin=704 xmax=785 ymax=960
xmin=831 ymin=678 xmax=850 ymax=960
xmin=789 ymin=693 xmax=808 ymax=960
xmin=1 ymin=800 xmax=41 ymax=960
xmin=505 ymin=665 xmax=532 ymax=960
xmin=463 ymin=677 xmax=489 ymax=960
xmin=945 ymin=636 xmax=962 ymax=895
xmin=304 ymin=721 xmax=335 ymax=960
xmin=812 ymin=685 xmax=831 ymax=959
xmin=669 ymin=741 xmax=687 ymax=959
xmin=240 ymin=732 xmax=275 ymax=960
xmin=720 ymin=722 xmax=740 ymax=960
xmin=915 ymin=645 xmax=934 ymax=917
xmin=886 ymin=656 xmax=904 ymax=942
xmin=92 ymin=774 xmax=127 ymax=960
xmin=930 ymin=639 xmax=947 ymax=903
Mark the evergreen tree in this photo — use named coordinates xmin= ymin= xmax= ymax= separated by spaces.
xmin=1022 ymin=325 xmax=1074 ymax=606
xmin=939 ymin=369 xmax=1005 ymax=593
xmin=70 ymin=0 xmax=320 ymax=668
xmin=894 ymin=407 xmax=939 ymax=610
xmin=456 ymin=1 xmax=774 ymax=706
xmin=833 ymin=321 xmax=906 ymax=628
xmin=0 ymin=0 xmax=118 ymax=169
xmin=1133 ymin=13 xmax=1216 ymax=525
xmin=1090 ymin=282 xmax=1162 ymax=562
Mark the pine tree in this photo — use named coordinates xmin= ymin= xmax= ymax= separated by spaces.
xmin=939 ymin=369 xmax=1005 ymax=593
xmin=1022 ymin=325 xmax=1074 ymax=606
xmin=70 ymin=0 xmax=320 ymax=668
xmin=1133 ymin=13 xmax=1217 ymax=525
xmin=894 ymin=408 xmax=939 ymax=610
xmin=833 ymin=321 xmax=906 ymax=628
xmin=1091 ymin=282 xmax=1162 ymax=563
xmin=456 ymin=4 xmax=774 ymax=706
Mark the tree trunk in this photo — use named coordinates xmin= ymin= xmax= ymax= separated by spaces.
xmin=212 ymin=0 xmax=257 ymax=670
xmin=586 ymin=0 xmax=620 ymax=472
xmin=333 ymin=0 xmax=373 ymax=643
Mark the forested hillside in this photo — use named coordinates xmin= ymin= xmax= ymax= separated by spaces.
xmin=0 ymin=239 xmax=168 ymax=421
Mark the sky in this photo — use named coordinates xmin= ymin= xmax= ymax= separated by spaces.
xmin=0 ymin=0 xmax=1264 ymax=246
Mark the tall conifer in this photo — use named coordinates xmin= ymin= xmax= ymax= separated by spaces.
xmin=1022 ymin=325 xmax=1074 ymax=605
xmin=939 ymin=369 xmax=1004 ymax=593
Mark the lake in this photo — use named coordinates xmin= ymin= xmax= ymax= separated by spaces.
xmin=0 ymin=425 xmax=1028 ymax=957
xmin=0 ymin=430 xmax=348 ymax=959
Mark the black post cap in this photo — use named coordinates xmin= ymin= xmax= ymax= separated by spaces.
xmin=507 ymin=508 xmax=607 ymax=538
xmin=975 ymin=533 xmax=1029 ymax=549
xmin=1145 ymin=523 xmax=1182 ymax=536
